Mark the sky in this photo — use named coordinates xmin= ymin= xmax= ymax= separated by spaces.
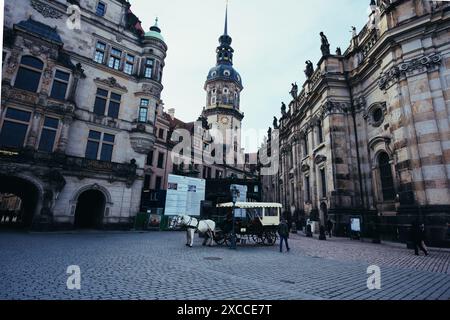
xmin=130 ymin=0 xmax=371 ymax=152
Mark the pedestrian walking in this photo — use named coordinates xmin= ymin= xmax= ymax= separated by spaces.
xmin=411 ymin=221 xmax=428 ymax=256
xmin=278 ymin=217 xmax=290 ymax=253
xmin=326 ymin=219 xmax=333 ymax=238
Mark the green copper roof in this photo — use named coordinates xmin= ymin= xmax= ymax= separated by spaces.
xmin=145 ymin=18 xmax=165 ymax=42
xmin=145 ymin=30 xmax=164 ymax=42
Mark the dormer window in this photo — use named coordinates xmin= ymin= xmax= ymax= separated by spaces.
xmin=211 ymin=71 xmax=217 ymax=77
xmin=224 ymin=70 xmax=231 ymax=76
xmin=96 ymin=2 xmax=106 ymax=17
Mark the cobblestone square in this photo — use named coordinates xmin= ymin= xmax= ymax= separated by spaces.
xmin=0 ymin=231 xmax=449 ymax=300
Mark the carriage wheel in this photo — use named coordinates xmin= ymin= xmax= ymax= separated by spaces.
xmin=224 ymin=233 xmax=236 ymax=247
xmin=214 ymin=232 xmax=226 ymax=246
xmin=252 ymin=234 xmax=263 ymax=245
xmin=263 ymin=232 xmax=277 ymax=246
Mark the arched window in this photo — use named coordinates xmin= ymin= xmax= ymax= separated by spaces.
xmin=379 ymin=152 xmax=395 ymax=201
xmin=14 ymin=56 xmax=44 ymax=92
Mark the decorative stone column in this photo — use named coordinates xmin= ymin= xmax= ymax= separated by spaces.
xmin=68 ymin=63 xmax=85 ymax=103
xmin=56 ymin=116 xmax=73 ymax=154
xmin=3 ymin=49 xmax=20 ymax=85
xmin=25 ymin=111 xmax=43 ymax=149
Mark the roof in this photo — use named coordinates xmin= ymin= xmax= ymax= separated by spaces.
xmin=15 ymin=18 xmax=63 ymax=45
xmin=145 ymin=30 xmax=165 ymax=42
xmin=206 ymin=64 xmax=242 ymax=88
xmin=145 ymin=19 xmax=165 ymax=42
xmin=217 ymin=202 xmax=283 ymax=209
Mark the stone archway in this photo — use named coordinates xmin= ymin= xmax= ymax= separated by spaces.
xmin=0 ymin=174 xmax=43 ymax=229
xmin=74 ymin=189 xmax=106 ymax=229
xmin=71 ymin=184 xmax=112 ymax=230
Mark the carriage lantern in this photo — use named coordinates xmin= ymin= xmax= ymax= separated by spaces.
xmin=230 ymin=186 xmax=240 ymax=250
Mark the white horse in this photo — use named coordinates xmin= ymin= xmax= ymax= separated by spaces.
xmin=171 ymin=215 xmax=216 ymax=247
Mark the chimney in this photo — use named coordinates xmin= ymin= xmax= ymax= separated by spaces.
xmin=168 ymin=108 xmax=175 ymax=120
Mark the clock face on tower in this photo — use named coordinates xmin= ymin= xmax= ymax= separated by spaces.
xmin=221 ymin=117 xmax=229 ymax=125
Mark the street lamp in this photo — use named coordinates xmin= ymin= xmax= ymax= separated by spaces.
xmin=230 ymin=185 xmax=240 ymax=250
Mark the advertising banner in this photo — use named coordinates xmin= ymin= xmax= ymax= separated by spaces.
xmin=164 ymin=174 xmax=206 ymax=216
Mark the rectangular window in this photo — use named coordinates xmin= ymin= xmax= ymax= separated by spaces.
xmin=108 ymin=48 xmax=122 ymax=70
xmin=108 ymin=93 xmax=121 ymax=119
xmin=216 ymin=170 xmax=223 ymax=179
xmin=15 ymin=67 xmax=41 ymax=92
xmin=50 ymin=70 xmax=70 ymax=100
xmin=94 ymin=89 xmax=121 ymax=119
xmin=124 ymin=54 xmax=135 ymax=75
xmin=303 ymin=136 xmax=309 ymax=157
xmin=139 ymin=99 xmax=149 ymax=123
xmin=94 ymin=88 xmax=108 ymax=116
xmin=0 ymin=108 xmax=31 ymax=148
xmin=144 ymin=59 xmax=154 ymax=79
xmin=155 ymin=176 xmax=162 ymax=191
xmin=305 ymin=176 xmax=311 ymax=203
xmin=139 ymin=107 xmax=148 ymax=123
xmin=38 ymin=117 xmax=59 ymax=152
xmin=158 ymin=128 xmax=164 ymax=140
xmin=96 ymin=2 xmax=106 ymax=16
xmin=94 ymin=42 xmax=106 ymax=63
xmin=85 ymin=130 xmax=100 ymax=160
xmin=143 ymin=175 xmax=151 ymax=191
xmin=146 ymin=150 xmax=154 ymax=166
xmin=318 ymin=121 xmax=324 ymax=144
xmin=157 ymin=152 xmax=164 ymax=169
xmin=321 ymin=169 xmax=327 ymax=198
xmin=100 ymin=133 xmax=115 ymax=162
xmin=85 ymin=130 xmax=114 ymax=162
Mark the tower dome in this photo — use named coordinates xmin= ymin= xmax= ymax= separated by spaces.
xmin=145 ymin=18 xmax=165 ymax=42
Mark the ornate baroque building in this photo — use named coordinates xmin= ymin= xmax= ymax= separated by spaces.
xmin=1 ymin=0 xmax=167 ymax=229
xmin=261 ymin=0 xmax=450 ymax=245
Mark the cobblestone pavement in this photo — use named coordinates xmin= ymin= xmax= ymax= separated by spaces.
xmin=0 ymin=231 xmax=449 ymax=300
xmin=290 ymin=233 xmax=450 ymax=275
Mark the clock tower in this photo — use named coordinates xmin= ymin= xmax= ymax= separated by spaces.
xmin=203 ymin=4 xmax=244 ymax=161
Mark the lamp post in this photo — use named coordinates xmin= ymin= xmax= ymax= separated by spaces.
xmin=230 ymin=185 xmax=240 ymax=250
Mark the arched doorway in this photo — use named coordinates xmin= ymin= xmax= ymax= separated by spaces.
xmin=0 ymin=175 xmax=41 ymax=229
xmin=74 ymin=190 xmax=105 ymax=229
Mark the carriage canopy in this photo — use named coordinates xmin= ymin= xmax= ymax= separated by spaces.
xmin=216 ymin=202 xmax=282 ymax=209
xmin=216 ymin=202 xmax=282 ymax=227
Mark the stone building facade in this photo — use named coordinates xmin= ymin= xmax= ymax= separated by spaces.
xmin=1 ymin=0 xmax=167 ymax=230
xmin=261 ymin=0 xmax=450 ymax=245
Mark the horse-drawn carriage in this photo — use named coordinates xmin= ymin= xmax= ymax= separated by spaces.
xmin=213 ymin=202 xmax=282 ymax=247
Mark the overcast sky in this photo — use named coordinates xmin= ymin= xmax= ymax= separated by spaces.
xmin=130 ymin=0 xmax=371 ymax=152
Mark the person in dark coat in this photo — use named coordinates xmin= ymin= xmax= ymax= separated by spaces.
xmin=326 ymin=219 xmax=334 ymax=238
xmin=411 ymin=221 xmax=428 ymax=256
xmin=278 ymin=217 xmax=290 ymax=253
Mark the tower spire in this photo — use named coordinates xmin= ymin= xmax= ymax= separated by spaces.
xmin=224 ymin=0 xmax=228 ymax=36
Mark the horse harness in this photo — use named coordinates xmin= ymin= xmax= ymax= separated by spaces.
xmin=186 ymin=216 xmax=199 ymax=230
